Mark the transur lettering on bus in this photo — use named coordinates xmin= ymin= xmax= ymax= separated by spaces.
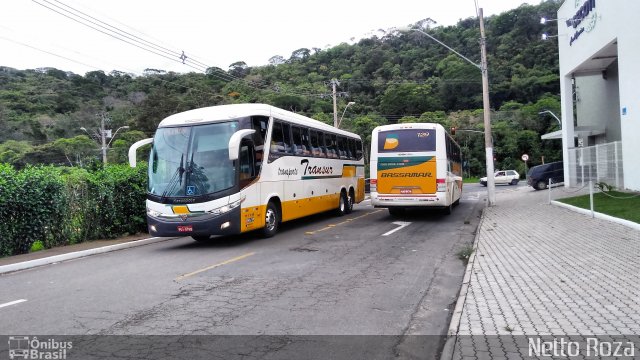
xmin=300 ymin=159 xmax=333 ymax=176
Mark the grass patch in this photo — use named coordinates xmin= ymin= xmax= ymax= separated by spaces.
xmin=457 ymin=245 xmax=474 ymax=265
xmin=463 ymin=177 xmax=480 ymax=184
xmin=30 ymin=240 xmax=45 ymax=252
xmin=558 ymin=191 xmax=640 ymax=224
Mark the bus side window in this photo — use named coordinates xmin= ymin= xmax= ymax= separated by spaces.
xmin=252 ymin=116 xmax=268 ymax=145
xmin=320 ymin=132 xmax=329 ymax=157
xmin=301 ymin=128 xmax=312 ymax=156
xmin=282 ymin=122 xmax=293 ymax=154
xmin=310 ymin=130 xmax=324 ymax=158
xmin=347 ymin=138 xmax=356 ymax=159
xmin=292 ymin=126 xmax=306 ymax=155
xmin=337 ymin=136 xmax=348 ymax=159
xmin=269 ymin=121 xmax=285 ymax=162
xmin=327 ymin=134 xmax=338 ymax=158
xmin=355 ymin=140 xmax=363 ymax=160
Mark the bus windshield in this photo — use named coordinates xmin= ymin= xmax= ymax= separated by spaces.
xmin=377 ymin=129 xmax=436 ymax=153
xmin=149 ymin=121 xmax=238 ymax=197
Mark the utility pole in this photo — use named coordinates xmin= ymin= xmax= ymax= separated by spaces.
xmin=479 ymin=8 xmax=496 ymax=206
xmin=331 ymin=79 xmax=339 ymax=127
xmin=99 ymin=113 xmax=108 ymax=165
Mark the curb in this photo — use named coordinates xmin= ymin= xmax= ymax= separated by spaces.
xmin=440 ymin=204 xmax=487 ymax=360
xmin=551 ymin=200 xmax=640 ymax=231
xmin=0 ymin=237 xmax=175 ymax=275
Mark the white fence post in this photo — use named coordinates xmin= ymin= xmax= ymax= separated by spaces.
xmin=614 ymin=141 xmax=620 ymax=189
xmin=589 ymin=180 xmax=594 ymax=218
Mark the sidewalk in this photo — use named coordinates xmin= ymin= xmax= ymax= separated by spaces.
xmin=0 ymin=234 xmax=171 ymax=274
xmin=447 ymin=186 xmax=640 ymax=359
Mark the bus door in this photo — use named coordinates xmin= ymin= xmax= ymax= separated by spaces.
xmin=239 ymin=138 xmax=263 ymax=232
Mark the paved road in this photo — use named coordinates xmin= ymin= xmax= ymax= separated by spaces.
xmin=0 ymin=185 xmax=499 ymax=358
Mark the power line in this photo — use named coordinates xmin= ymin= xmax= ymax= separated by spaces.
xmin=30 ymin=0 xmax=299 ymax=94
xmin=0 ymin=35 xmax=101 ymax=72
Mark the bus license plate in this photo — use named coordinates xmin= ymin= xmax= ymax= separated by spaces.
xmin=177 ymin=225 xmax=193 ymax=232
xmin=400 ymin=189 xmax=413 ymax=194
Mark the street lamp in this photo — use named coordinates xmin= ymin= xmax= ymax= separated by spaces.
xmin=538 ymin=110 xmax=561 ymax=128
xmin=398 ymin=7 xmax=496 ymax=206
xmin=337 ymin=102 xmax=355 ymax=129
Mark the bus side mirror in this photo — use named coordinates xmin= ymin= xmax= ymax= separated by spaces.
xmin=228 ymin=129 xmax=256 ymax=161
xmin=128 ymin=138 xmax=153 ymax=167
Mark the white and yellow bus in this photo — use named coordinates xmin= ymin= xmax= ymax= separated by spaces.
xmin=129 ymin=104 xmax=365 ymax=241
xmin=369 ymin=123 xmax=463 ymax=215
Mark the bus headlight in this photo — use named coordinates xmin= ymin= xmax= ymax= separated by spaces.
xmin=208 ymin=199 xmax=241 ymax=216
xmin=147 ymin=208 xmax=163 ymax=217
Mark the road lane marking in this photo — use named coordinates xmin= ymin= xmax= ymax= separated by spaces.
xmin=382 ymin=221 xmax=412 ymax=236
xmin=305 ymin=209 xmax=383 ymax=235
xmin=175 ymin=252 xmax=256 ymax=281
xmin=0 ymin=299 xmax=27 ymax=309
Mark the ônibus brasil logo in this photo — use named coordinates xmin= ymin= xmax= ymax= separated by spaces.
xmin=8 ymin=336 xmax=72 ymax=359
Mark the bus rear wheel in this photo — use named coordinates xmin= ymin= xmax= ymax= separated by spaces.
xmin=336 ymin=191 xmax=348 ymax=216
xmin=262 ymin=201 xmax=280 ymax=238
xmin=345 ymin=189 xmax=354 ymax=214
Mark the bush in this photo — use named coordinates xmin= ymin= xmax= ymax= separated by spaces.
xmin=0 ymin=164 xmax=67 ymax=256
xmin=0 ymin=163 xmax=148 ymax=257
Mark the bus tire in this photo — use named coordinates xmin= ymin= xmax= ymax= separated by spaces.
xmin=388 ymin=207 xmax=405 ymax=216
xmin=262 ymin=201 xmax=280 ymax=238
xmin=444 ymin=202 xmax=453 ymax=215
xmin=345 ymin=189 xmax=355 ymax=214
xmin=336 ymin=191 xmax=348 ymax=216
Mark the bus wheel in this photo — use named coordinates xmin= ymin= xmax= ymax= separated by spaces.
xmin=262 ymin=202 xmax=280 ymax=238
xmin=388 ymin=207 xmax=405 ymax=216
xmin=444 ymin=202 xmax=453 ymax=215
xmin=336 ymin=191 xmax=348 ymax=216
xmin=345 ymin=190 xmax=354 ymax=214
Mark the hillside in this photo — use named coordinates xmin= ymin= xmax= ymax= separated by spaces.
xmin=0 ymin=0 xmax=562 ymax=176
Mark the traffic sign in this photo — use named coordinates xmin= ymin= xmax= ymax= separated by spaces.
xmin=521 ymin=154 xmax=529 ymax=161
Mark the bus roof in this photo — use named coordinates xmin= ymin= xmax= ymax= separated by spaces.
xmin=158 ymin=103 xmax=361 ymax=139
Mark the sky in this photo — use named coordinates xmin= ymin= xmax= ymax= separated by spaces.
xmin=1 ymin=0 xmax=537 ymax=76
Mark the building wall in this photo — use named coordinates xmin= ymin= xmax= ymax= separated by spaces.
xmin=558 ymin=0 xmax=640 ymax=190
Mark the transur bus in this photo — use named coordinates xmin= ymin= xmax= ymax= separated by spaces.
xmin=369 ymin=123 xmax=463 ymax=215
xmin=128 ymin=104 xmax=365 ymax=241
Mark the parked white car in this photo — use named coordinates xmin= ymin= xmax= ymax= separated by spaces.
xmin=480 ymin=170 xmax=520 ymax=186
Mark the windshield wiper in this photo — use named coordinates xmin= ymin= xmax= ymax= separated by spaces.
xmin=160 ymin=155 xmax=185 ymax=201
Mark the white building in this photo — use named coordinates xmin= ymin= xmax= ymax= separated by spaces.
xmin=549 ymin=0 xmax=639 ymax=191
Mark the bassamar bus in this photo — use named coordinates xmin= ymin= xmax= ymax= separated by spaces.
xmin=369 ymin=123 xmax=462 ymax=215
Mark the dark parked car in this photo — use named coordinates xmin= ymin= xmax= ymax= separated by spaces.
xmin=527 ymin=161 xmax=564 ymax=190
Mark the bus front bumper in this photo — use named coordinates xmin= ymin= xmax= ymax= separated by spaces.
xmin=146 ymin=207 xmax=242 ymax=237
